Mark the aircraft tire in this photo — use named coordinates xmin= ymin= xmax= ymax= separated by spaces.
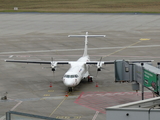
xmin=68 ymin=87 xmax=72 ymax=92
xmin=88 ymin=77 xmax=93 ymax=82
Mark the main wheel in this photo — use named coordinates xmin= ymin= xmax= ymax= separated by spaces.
xmin=88 ymin=76 xmax=93 ymax=82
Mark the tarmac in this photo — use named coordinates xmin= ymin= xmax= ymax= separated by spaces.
xmin=0 ymin=13 xmax=160 ymax=120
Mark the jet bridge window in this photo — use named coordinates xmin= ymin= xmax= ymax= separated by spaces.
xmin=125 ymin=67 xmax=129 ymax=72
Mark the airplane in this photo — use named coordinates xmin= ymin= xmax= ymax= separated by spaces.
xmin=5 ymin=32 xmax=152 ymax=92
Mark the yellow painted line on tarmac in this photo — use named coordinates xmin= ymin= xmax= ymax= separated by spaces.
xmin=103 ymin=40 xmax=142 ymax=58
xmin=40 ymin=98 xmax=45 ymax=100
xmin=140 ymin=38 xmax=150 ymax=41
xmin=48 ymin=90 xmax=54 ymax=92
xmin=49 ymin=92 xmax=70 ymax=117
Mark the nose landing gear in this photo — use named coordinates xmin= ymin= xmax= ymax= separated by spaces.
xmin=68 ymin=87 xmax=73 ymax=92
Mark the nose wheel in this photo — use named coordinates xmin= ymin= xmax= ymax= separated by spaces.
xmin=68 ymin=87 xmax=73 ymax=92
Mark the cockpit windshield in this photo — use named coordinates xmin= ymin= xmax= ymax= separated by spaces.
xmin=64 ymin=74 xmax=78 ymax=78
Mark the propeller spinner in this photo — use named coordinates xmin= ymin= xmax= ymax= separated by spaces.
xmin=51 ymin=58 xmax=57 ymax=72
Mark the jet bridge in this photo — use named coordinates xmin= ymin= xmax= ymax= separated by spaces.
xmin=114 ymin=60 xmax=160 ymax=95
xmin=114 ymin=60 xmax=134 ymax=82
xmin=114 ymin=60 xmax=152 ymax=82
xmin=134 ymin=63 xmax=160 ymax=95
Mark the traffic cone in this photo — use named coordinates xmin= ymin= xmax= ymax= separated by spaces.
xmin=65 ymin=92 xmax=68 ymax=97
xmin=50 ymin=82 xmax=52 ymax=88
xmin=96 ymin=82 xmax=98 ymax=87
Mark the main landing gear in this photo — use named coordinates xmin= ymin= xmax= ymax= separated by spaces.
xmin=68 ymin=87 xmax=73 ymax=92
xmin=88 ymin=76 xmax=93 ymax=82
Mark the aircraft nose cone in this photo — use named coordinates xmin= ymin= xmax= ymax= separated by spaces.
xmin=63 ymin=79 xmax=74 ymax=87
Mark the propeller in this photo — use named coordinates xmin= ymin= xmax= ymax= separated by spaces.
xmin=50 ymin=57 xmax=57 ymax=82
xmin=42 ymin=57 xmax=57 ymax=72
xmin=96 ymin=57 xmax=103 ymax=77
xmin=51 ymin=57 xmax=57 ymax=72
xmin=97 ymin=57 xmax=103 ymax=71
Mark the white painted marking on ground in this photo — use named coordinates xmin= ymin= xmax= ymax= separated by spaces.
xmin=55 ymin=59 xmax=69 ymax=60
xmin=81 ymin=91 xmax=151 ymax=98
xmin=0 ymin=116 xmax=5 ymax=120
xmin=0 ymin=45 xmax=160 ymax=54
xmin=92 ymin=111 xmax=99 ymax=120
xmin=0 ymin=99 xmax=23 ymax=120
xmin=10 ymin=101 xmax=23 ymax=111
xmin=9 ymin=55 xmax=13 ymax=58
xmin=42 ymin=96 xmax=78 ymax=100
xmin=110 ymin=55 xmax=160 ymax=59
xmin=16 ymin=55 xmax=30 ymax=58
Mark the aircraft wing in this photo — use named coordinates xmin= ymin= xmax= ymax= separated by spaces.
xmin=5 ymin=59 xmax=69 ymax=64
xmin=86 ymin=60 xmax=153 ymax=65
xmin=5 ymin=59 xmax=153 ymax=65
xmin=5 ymin=59 xmax=114 ymax=65
xmin=86 ymin=61 xmax=114 ymax=64
xmin=127 ymin=60 xmax=154 ymax=63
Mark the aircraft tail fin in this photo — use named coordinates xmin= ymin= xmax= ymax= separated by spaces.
xmin=68 ymin=32 xmax=106 ymax=57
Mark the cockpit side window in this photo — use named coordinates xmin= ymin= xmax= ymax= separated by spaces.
xmin=64 ymin=75 xmax=70 ymax=78
xmin=71 ymin=75 xmax=74 ymax=78
xmin=64 ymin=74 xmax=78 ymax=78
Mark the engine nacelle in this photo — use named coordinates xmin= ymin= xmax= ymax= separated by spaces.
xmin=52 ymin=67 xmax=56 ymax=71
xmin=51 ymin=62 xmax=57 ymax=72
xmin=97 ymin=62 xmax=103 ymax=71
xmin=97 ymin=68 xmax=101 ymax=71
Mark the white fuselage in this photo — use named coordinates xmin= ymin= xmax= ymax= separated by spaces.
xmin=63 ymin=55 xmax=90 ymax=87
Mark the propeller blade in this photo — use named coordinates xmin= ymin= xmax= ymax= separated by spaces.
xmin=97 ymin=57 xmax=103 ymax=71
xmin=95 ymin=57 xmax=103 ymax=77
xmin=100 ymin=56 xmax=103 ymax=62
xmin=96 ymin=70 xmax=99 ymax=78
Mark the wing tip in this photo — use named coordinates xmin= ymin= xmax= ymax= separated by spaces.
xmin=4 ymin=59 xmax=8 ymax=62
xmin=4 ymin=59 xmax=14 ymax=62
